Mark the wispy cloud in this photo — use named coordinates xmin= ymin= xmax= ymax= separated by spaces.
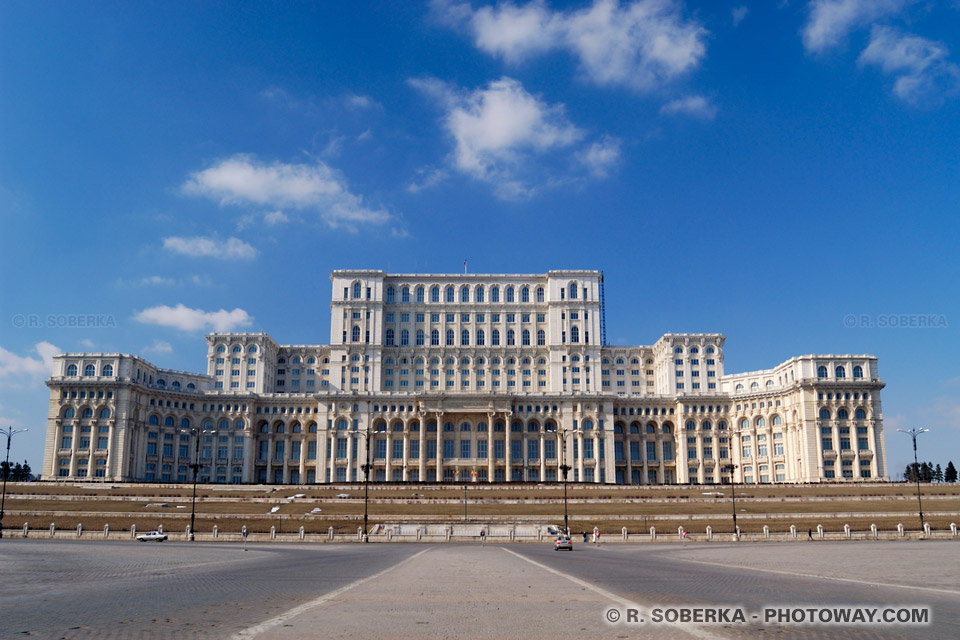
xmin=0 ymin=342 xmax=60 ymax=379
xmin=134 ymin=304 xmax=253 ymax=332
xmin=577 ymin=136 xmax=622 ymax=177
xmin=182 ymin=154 xmax=391 ymax=230
xmin=140 ymin=275 xmax=178 ymax=286
xmin=263 ymin=210 xmax=289 ymax=225
xmin=412 ymin=76 xmax=621 ymax=198
xmin=659 ymin=95 xmax=718 ymax=119
xmin=859 ymin=26 xmax=960 ymax=105
xmin=406 ymin=167 xmax=450 ymax=193
xmin=732 ymin=6 xmax=749 ymax=27
xmin=801 ymin=0 xmax=915 ymax=53
xmin=434 ymin=0 xmax=707 ymax=91
xmin=162 ymin=236 xmax=259 ymax=260
xmin=143 ymin=340 xmax=174 ymax=354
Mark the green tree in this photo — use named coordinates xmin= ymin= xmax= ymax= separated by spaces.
xmin=945 ymin=461 xmax=958 ymax=483
xmin=934 ymin=464 xmax=943 ymax=483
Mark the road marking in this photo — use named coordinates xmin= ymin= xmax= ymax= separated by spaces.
xmin=666 ymin=556 xmax=960 ymax=596
xmin=501 ymin=547 xmax=717 ymax=640
xmin=230 ymin=548 xmax=432 ymax=639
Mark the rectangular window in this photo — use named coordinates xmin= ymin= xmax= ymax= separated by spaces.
xmin=477 ymin=439 xmax=487 ymax=459
xmin=511 ymin=439 xmax=522 ymax=460
xmin=527 ymin=439 xmax=539 ymax=460
xmin=444 ymin=439 xmax=455 ymax=458
xmin=427 ymin=440 xmax=437 ymax=459
xmin=494 ymin=439 xmax=505 ymax=459
xmin=461 ymin=440 xmax=471 ymax=458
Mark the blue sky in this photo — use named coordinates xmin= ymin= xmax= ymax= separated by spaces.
xmin=1 ymin=0 xmax=958 ymax=479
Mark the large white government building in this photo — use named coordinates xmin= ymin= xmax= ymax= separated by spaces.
xmin=43 ymin=270 xmax=888 ymax=484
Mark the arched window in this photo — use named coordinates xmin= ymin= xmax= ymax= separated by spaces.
xmin=461 ymin=285 xmax=470 ymax=302
xmin=147 ymin=414 xmax=157 ymax=425
xmin=492 ymin=329 xmax=500 ymax=346
xmin=401 ymin=286 xmax=410 ymax=302
xmin=674 ymin=347 xmax=683 ymax=354
xmin=756 ymin=417 xmax=766 ymax=427
xmin=351 ymin=326 xmax=361 ymax=342
xmin=276 ymin=423 xmax=285 ymax=433
xmin=517 ymin=329 xmax=527 ymax=346
xmin=99 ymin=408 xmax=111 ymax=419
xmin=446 ymin=329 xmax=454 ymax=346
xmin=817 ymin=366 xmax=828 ymax=378
xmin=819 ymin=408 xmax=831 ymax=420
xmin=461 ymin=329 xmax=470 ymax=346
xmin=750 ymin=382 xmax=759 ymax=390
xmin=837 ymin=408 xmax=849 ymax=419
xmin=385 ymin=329 xmax=395 ymax=346
xmin=735 ymin=384 xmax=744 ymax=391
xmin=400 ymin=329 xmax=409 ymax=346
xmin=771 ymin=415 xmax=782 ymax=426
xmin=386 ymin=287 xmax=395 ymax=302
xmin=505 ymin=286 xmax=514 ymax=302
xmin=702 ymin=421 xmax=712 ymax=430
xmin=431 ymin=329 xmax=439 ymax=346
xmin=507 ymin=329 xmax=515 ymax=345
xmin=181 ymin=418 xmax=191 ymax=429
xmin=853 ymin=365 xmax=864 ymax=379
xmin=416 ymin=286 xmax=424 ymax=302
xmin=569 ymin=283 xmax=578 ymax=299
xmin=740 ymin=418 xmax=750 ymax=430
xmin=536 ymin=286 xmax=544 ymax=302
xmin=537 ymin=330 xmax=545 ymax=346
xmin=476 ymin=329 xmax=485 ymax=346
xmin=156 ymin=379 xmax=166 ymax=388
xmin=164 ymin=416 xmax=175 ymax=426
xmin=444 ymin=422 xmax=455 ymax=432
xmin=475 ymin=285 xmax=484 ymax=302
xmin=416 ymin=329 xmax=425 ymax=346
xmin=66 ymin=364 xmax=78 ymax=376
xmin=216 ymin=345 xmax=226 ymax=353
xmin=446 ymin=286 xmax=455 ymax=302
xmin=570 ymin=327 xmax=579 ymax=343
xmin=488 ymin=286 xmax=498 ymax=302
xmin=353 ymin=282 xmax=362 ymax=299
xmin=249 ymin=345 xmax=258 ymax=353
xmin=337 ymin=419 xmax=348 ymax=430
xmin=186 ymin=383 xmax=195 ymax=390
xmin=835 ymin=366 xmax=846 ymax=379
xmin=766 ymin=380 xmax=774 ymax=387
xmin=686 ymin=421 xmax=696 ymax=431
xmin=235 ymin=420 xmax=245 ymax=430
xmin=81 ymin=408 xmax=93 ymax=418
xmin=219 ymin=419 xmax=229 ymax=430
xmin=521 ymin=286 xmax=529 ymax=302
xmin=233 ymin=346 xmax=242 ymax=352
xmin=582 ymin=420 xmax=593 ymax=430
xmin=663 ymin=424 xmax=672 ymax=434
xmin=259 ymin=422 xmax=269 ymax=433
xmin=102 ymin=364 xmax=113 ymax=377
xmin=84 ymin=364 xmax=96 ymax=377
xmin=431 ymin=286 xmax=440 ymax=302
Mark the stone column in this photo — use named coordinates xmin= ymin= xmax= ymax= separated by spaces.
xmin=435 ymin=412 xmax=444 ymax=482
xmin=487 ymin=412 xmax=495 ymax=483
xmin=539 ymin=430 xmax=546 ymax=481
xmin=504 ymin=417 xmax=512 ymax=483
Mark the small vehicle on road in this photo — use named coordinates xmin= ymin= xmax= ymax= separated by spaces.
xmin=554 ymin=535 xmax=573 ymax=551
xmin=136 ymin=531 xmax=168 ymax=542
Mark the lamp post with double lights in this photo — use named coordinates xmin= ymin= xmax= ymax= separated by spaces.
xmin=898 ymin=428 xmax=929 ymax=533
xmin=723 ymin=463 xmax=739 ymax=536
xmin=0 ymin=427 xmax=29 ymax=539
xmin=556 ymin=426 xmax=572 ymax=535
xmin=361 ymin=426 xmax=373 ymax=542
xmin=181 ymin=426 xmax=214 ymax=541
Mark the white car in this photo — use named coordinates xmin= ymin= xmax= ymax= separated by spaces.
xmin=136 ymin=531 xmax=168 ymax=542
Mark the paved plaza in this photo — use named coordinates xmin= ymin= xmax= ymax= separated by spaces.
xmin=0 ymin=540 xmax=956 ymax=639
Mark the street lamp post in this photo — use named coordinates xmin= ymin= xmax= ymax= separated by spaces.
xmin=898 ymin=428 xmax=929 ymax=533
xmin=558 ymin=427 xmax=571 ymax=535
xmin=724 ymin=464 xmax=738 ymax=535
xmin=361 ymin=426 xmax=372 ymax=542
xmin=463 ymin=484 xmax=468 ymax=521
xmin=182 ymin=427 xmax=213 ymax=541
xmin=0 ymin=427 xmax=29 ymax=539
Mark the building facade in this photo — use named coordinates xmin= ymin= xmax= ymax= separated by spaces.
xmin=43 ymin=270 xmax=888 ymax=484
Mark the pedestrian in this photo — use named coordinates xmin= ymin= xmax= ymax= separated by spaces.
xmin=807 ymin=528 xmax=813 ymax=540
xmin=582 ymin=531 xmax=588 ymax=543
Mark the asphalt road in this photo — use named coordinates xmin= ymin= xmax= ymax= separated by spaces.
xmin=0 ymin=540 xmax=956 ymax=639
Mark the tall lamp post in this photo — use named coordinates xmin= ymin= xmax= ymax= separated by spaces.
xmin=182 ymin=426 xmax=213 ymax=541
xmin=361 ymin=426 xmax=373 ymax=542
xmin=898 ymin=428 xmax=929 ymax=533
xmin=558 ymin=426 xmax=572 ymax=535
xmin=724 ymin=464 xmax=738 ymax=535
xmin=0 ymin=427 xmax=29 ymax=539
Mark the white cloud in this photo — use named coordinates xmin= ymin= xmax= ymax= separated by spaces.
xmin=578 ymin=136 xmax=622 ymax=177
xmin=732 ymin=6 xmax=749 ymax=27
xmin=162 ymin=236 xmax=258 ymax=260
xmin=143 ymin=340 xmax=173 ymax=354
xmin=659 ymin=95 xmax=718 ymax=119
xmin=344 ymin=93 xmax=382 ymax=111
xmin=435 ymin=0 xmax=707 ymax=91
xmin=140 ymin=275 xmax=177 ymax=286
xmin=79 ymin=339 xmax=96 ymax=349
xmin=412 ymin=76 xmax=592 ymax=197
xmin=263 ymin=210 xmax=289 ymax=225
xmin=406 ymin=167 xmax=450 ymax=193
xmin=0 ymin=342 xmax=60 ymax=379
xmin=134 ymin=304 xmax=253 ymax=333
xmin=182 ymin=154 xmax=391 ymax=230
xmin=801 ymin=0 xmax=915 ymax=53
xmin=859 ymin=26 xmax=960 ymax=105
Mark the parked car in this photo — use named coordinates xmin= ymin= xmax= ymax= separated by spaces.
xmin=554 ymin=535 xmax=573 ymax=551
xmin=136 ymin=531 xmax=168 ymax=542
